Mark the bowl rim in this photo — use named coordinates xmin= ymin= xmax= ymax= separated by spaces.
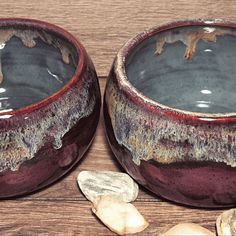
xmin=0 ymin=18 xmax=87 ymax=117
xmin=115 ymin=19 xmax=236 ymax=124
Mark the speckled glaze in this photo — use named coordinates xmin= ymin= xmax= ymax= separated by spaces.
xmin=104 ymin=20 xmax=236 ymax=208
xmin=0 ymin=18 xmax=101 ymax=198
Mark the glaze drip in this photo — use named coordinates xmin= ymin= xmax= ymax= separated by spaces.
xmin=0 ymin=29 xmax=74 ymax=85
xmin=155 ymin=26 xmax=236 ymax=59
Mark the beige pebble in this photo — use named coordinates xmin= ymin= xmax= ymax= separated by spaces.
xmin=159 ymin=223 xmax=215 ymax=236
xmin=216 ymin=209 xmax=236 ymax=236
xmin=92 ymin=195 xmax=149 ymax=235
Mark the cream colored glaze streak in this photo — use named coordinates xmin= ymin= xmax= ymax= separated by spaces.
xmin=106 ymin=78 xmax=236 ymax=167
xmin=0 ymin=71 xmax=96 ymax=172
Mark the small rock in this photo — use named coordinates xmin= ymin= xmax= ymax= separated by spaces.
xmin=77 ymin=170 xmax=139 ymax=202
xmin=92 ymin=195 xmax=149 ymax=235
xmin=216 ymin=209 xmax=236 ymax=236
xmin=159 ymin=223 xmax=215 ymax=236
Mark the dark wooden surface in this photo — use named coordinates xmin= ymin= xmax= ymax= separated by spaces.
xmin=0 ymin=1 xmax=235 ymax=235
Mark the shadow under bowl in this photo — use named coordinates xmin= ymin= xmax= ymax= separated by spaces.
xmin=104 ymin=19 xmax=236 ymax=208
xmin=0 ymin=18 xmax=101 ymax=198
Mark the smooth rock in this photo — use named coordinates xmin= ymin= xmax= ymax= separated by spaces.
xmin=159 ymin=223 xmax=215 ymax=236
xmin=77 ymin=170 xmax=139 ymax=202
xmin=92 ymin=195 xmax=149 ymax=235
xmin=216 ymin=209 xmax=236 ymax=236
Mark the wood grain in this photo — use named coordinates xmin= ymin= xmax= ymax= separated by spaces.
xmin=0 ymin=1 xmax=235 ymax=235
xmin=0 ymin=200 xmax=222 ymax=236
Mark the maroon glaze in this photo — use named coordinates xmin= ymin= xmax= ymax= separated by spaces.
xmin=104 ymin=104 xmax=236 ymax=207
xmin=141 ymin=161 xmax=236 ymax=207
xmin=104 ymin=20 xmax=236 ymax=208
xmin=0 ymin=18 xmax=101 ymax=198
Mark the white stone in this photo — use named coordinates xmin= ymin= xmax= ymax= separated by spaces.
xmin=77 ymin=170 xmax=139 ymax=202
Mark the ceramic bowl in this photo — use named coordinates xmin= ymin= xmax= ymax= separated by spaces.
xmin=104 ymin=20 xmax=236 ymax=208
xmin=0 ymin=18 xmax=101 ymax=198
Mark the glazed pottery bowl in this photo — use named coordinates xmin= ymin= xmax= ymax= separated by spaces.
xmin=104 ymin=20 xmax=236 ymax=208
xmin=0 ymin=18 xmax=101 ymax=198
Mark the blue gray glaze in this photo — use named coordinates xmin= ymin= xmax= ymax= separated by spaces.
xmin=0 ymin=35 xmax=77 ymax=112
xmin=126 ymin=26 xmax=236 ymax=113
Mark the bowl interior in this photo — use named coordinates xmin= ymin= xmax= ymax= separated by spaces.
xmin=0 ymin=24 xmax=78 ymax=112
xmin=126 ymin=25 xmax=236 ymax=114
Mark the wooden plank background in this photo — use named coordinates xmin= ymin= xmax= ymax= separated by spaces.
xmin=0 ymin=1 xmax=235 ymax=235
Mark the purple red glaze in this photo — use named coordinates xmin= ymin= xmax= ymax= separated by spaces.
xmin=104 ymin=19 xmax=236 ymax=208
xmin=0 ymin=18 xmax=101 ymax=198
